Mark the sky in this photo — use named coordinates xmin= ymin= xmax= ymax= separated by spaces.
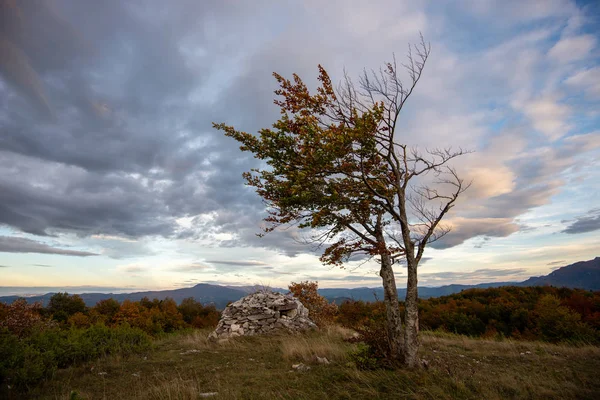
xmin=0 ymin=0 xmax=599 ymax=296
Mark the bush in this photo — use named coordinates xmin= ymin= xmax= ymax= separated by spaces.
xmin=535 ymin=295 xmax=598 ymax=343
xmin=348 ymin=342 xmax=379 ymax=370
xmin=0 ymin=299 xmax=54 ymax=337
xmin=178 ymin=298 xmax=220 ymax=329
xmin=346 ymin=318 xmax=395 ymax=369
xmin=0 ymin=324 xmax=151 ymax=389
xmin=288 ymin=281 xmax=338 ymax=327
xmin=91 ymin=298 xmax=121 ymax=324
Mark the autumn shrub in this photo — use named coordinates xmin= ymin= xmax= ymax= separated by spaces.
xmin=68 ymin=312 xmax=91 ymax=328
xmin=178 ymin=297 xmax=220 ymax=329
xmin=288 ymin=281 xmax=338 ymax=327
xmin=336 ymin=287 xmax=600 ymax=350
xmin=535 ymin=294 xmax=598 ymax=343
xmin=90 ymin=298 xmax=121 ymax=324
xmin=0 ymin=298 xmax=54 ymax=337
xmin=336 ymin=299 xmax=387 ymax=330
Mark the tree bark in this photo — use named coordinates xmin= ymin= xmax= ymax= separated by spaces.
xmin=403 ymin=257 xmax=420 ymax=368
xmin=379 ymin=249 xmax=404 ymax=362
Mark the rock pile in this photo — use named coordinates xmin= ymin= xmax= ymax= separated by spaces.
xmin=208 ymin=291 xmax=317 ymax=340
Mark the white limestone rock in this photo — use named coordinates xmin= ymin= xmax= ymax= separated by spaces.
xmin=208 ymin=291 xmax=316 ymax=340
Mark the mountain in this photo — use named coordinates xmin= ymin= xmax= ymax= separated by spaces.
xmin=519 ymin=257 xmax=600 ymax=290
xmin=0 ymin=284 xmax=248 ymax=309
xmin=1 ymin=257 xmax=598 ymax=307
xmin=319 ymin=282 xmax=516 ymax=304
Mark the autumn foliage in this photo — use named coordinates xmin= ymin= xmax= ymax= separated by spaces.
xmin=0 ymin=293 xmax=221 ymax=389
xmin=288 ymin=281 xmax=338 ymax=327
xmin=338 ymin=286 xmax=600 ymax=344
xmin=0 ymin=299 xmax=55 ymax=337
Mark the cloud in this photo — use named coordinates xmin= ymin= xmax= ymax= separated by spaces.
xmin=306 ymin=275 xmax=384 ymax=282
xmin=0 ymin=236 xmax=98 ymax=256
xmin=32 ymin=264 xmax=53 ymax=268
xmin=565 ymin=67 xmax=600 ymax=98
xmin=562 ymin=208 xmax=600 ymax=234
xmin=117 ymin=264 xmax=146 ymax=273
xmin=171 ymin=263 xmax=211 ymax=273
xmin=207 ymin=260 xmax=268 ymax=266
xmin=419 ymin=268 xmax=529 ymax=285
xmin=521 ymin=95 xmax=571 ymax=140
xmin=0 ymin=0 xmax=598 ymax=269
xmin=432 ymin=218 xmax=520 ymax=249
xmin=548 ymin=34 xmax=596 ymax=63
xmin=0 ymin=265 xmax=10 ymax=268
xmin=547 ymin=260 xmax=566 ymax=266
xmin=0 ymin=0 xmax=266 ymax=240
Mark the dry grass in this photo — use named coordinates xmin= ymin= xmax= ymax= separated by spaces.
xmin=281 ymin=326 xmax=353 ymax=363
xmin=14 ymin=327 xmax=600 ymax=400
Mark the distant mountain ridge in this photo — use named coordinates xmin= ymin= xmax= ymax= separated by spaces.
xmin=1 ymin=257 xmax=598 ymax=307
xmin=0 ymin=284 xmax=248 ymax=309
xmin=519 ymin=257 xmax=600 ymax=290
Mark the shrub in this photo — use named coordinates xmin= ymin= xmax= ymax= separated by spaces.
xmin=346 ymin=318 xmax=394 ymax=369
xmin=91 ymin=298 xmax=121 ymax=324
xmin=0 ymin=324 xmax=151 ymax=389
xmin=68 ymin=312 xmax=91 ymax=328
xmin=178 ymin=298 xmax=220 ymax=329
xmin=348 ymin=342 xmax=379 ymax=370
xmin=0 ymin=299 xmax=54 ymax=337
xmin=288 ymin=281 xmax=338 ymax=327
xmin=535 ymin=294 xmax=597 ymax=343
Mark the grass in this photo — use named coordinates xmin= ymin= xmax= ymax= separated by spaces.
xmin=10 ymin=327 xmax=600 ymax=400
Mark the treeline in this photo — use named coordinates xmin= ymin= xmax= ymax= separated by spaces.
xmin=0 ymin=293 xmax=220 ymax=389
xmin=337 ymin=286 xmax=600 ymax=344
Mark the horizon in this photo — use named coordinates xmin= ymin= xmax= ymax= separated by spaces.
xmin=3 ymin=255 xmax=596 ymax=297
xmin=1 ymin=1 xmax=600 ymax=291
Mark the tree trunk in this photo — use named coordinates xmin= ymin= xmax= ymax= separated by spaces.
xmin=404 ymin=257 xmax=419 ymax=368
xmin=379 ymin=251 xmax=404 ymax=362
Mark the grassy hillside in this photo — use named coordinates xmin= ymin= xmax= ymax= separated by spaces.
xmin=16 ymin=327 xmax=600 ymax=400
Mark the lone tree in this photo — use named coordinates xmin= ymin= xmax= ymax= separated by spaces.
xmin=214 ymin=37 xmax=469 ymax=368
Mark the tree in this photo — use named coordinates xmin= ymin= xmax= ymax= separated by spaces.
xmin=91 ymin=298 xmax=121 ymax=325
xmin=214 ymin=37 xmax=469 ymax=367
xmin=47 ymin=293 xmax=87 ymax=323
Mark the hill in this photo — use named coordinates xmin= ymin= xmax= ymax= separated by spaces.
xmin=1 ymin=257 xmax=598 ymax=307
xmin=520 ymin=257 xmax=600 ymax=290
xmin=0 ymin=284 xmax=248 ymax=309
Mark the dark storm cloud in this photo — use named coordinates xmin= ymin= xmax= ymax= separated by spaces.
xmin=0 ymin=0 xmax=269 ymax=242
xmin=1 ymin=0 xmax=597 ymax=262
xmin=562 ymin=208 xmax=600 ymax=234
xmin=0 ymin=236 xmax=98 ymax=256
